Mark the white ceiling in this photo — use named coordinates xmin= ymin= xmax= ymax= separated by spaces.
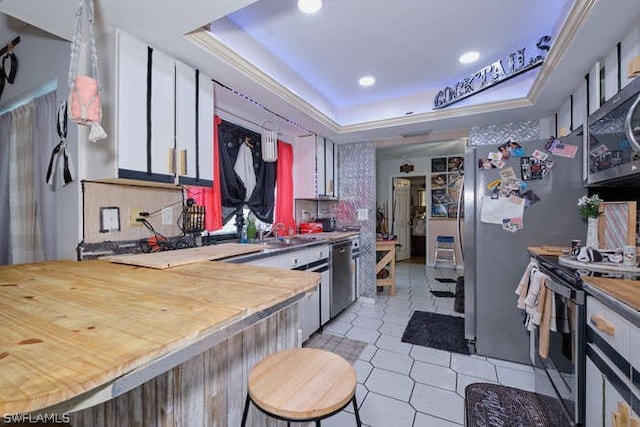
xmin=2 ymin=0 xmax=640 ymax=154
xmin=212 ymin=0 xmax=570 ymax=119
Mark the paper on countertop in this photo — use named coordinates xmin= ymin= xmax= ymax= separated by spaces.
xmin=480 ymin=195 xmax=525 ymax=225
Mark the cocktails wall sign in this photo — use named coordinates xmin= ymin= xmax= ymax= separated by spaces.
xmin=433 ymin=35 xmax=551 ymax=110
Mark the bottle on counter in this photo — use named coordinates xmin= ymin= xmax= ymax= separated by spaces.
xmin=247 ymin=214 xmax=257 ymax=242
xmin=241 ymin=222 xmax=248 ymax=243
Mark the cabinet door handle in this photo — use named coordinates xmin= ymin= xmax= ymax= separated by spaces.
xmin=590 ymin=313 xmax=616 ymax=336
xmin=613 ymin=411 xmax=621 ymax=427
xmin=169 ymin=148 xmax=176 ymax=174
xmin=179 ymin=149 xmax=187 ymax=175
xmin=618 ymin=402 xmax=630 ymax=426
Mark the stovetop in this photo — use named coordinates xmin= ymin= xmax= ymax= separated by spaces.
xmin=537 ymin=255 xmax=640 ymax=289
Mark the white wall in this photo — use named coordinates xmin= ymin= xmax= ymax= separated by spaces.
xmin=0 ymin=15 xmax=80 ymax=260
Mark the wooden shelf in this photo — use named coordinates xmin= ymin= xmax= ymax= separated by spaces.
xmin=376 ymin=240 xmax=398 ymax=296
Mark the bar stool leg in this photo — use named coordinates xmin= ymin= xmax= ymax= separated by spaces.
xmin=315 ymin=420 xmax=321 ymax=427
xmin=240 ymin=393 xmax=250 ymax=427
xmin=352 ymin=396 xmax=362 ymax=427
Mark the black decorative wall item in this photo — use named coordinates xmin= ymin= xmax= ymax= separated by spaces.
xmin=0 ymin=36 xmax=20 ymax=100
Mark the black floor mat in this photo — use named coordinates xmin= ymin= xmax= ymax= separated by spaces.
xmin=465 ymin=382 xmax=568 ymax=427
xmin=435 ymin=278 xmax=457 ymax=283
xmin=401 ymin=311 xmax=469 ymax=355
xmin=430 ymin=290 xmax=456 ymax=298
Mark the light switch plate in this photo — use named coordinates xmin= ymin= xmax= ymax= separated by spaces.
xmin=100 ymin=207 xmax=120 ymax=233
xmin=357 ymin=208 xmax=368 ymax=221
xmin=162 ymin=207 xmax=173 ymax=225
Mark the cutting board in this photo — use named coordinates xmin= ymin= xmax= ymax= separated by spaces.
xmin=528 ymin=246 xmax=568 ymax=256
xmin=559 ymin=255 xmax=640 ymax=273
xmin=105 ymin=243 xmax=266 ymax=269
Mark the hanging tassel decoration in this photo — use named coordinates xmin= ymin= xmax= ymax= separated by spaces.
xmin=46 ymin=101 xmax=76 ymax=186
xmin=68 ymin=0 xmax=107 ymax=142
xmin=261 ymin=120 xmax=278 ymax=162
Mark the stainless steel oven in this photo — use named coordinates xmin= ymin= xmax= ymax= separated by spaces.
xmin=535 ymin=258 xmax=587 ymax=426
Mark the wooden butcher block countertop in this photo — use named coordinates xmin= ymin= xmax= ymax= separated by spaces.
xmin=582 ymin=276 xmax=640 ymax=313
xmin=105 ymin=242 xmax=267 ymax=269
xmin=314 ymin=231 xmax=359 ymax=241
xmin=0 ymin=260 xmax=320 ymax=415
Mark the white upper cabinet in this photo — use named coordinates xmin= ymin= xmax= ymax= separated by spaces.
xmin=149 ymin=47 xmax=175 ymax=180
xmin=90 ymin=30 xmax=214 ymax=186
xmin=175 ymin=62 xmax=214 ymax=186
xmin=315 ymin=136 xmax=326 ymax=196
xmin=293 ymin=134 xmax=338 ymax=199
xmin=114 ymin=30 xmax=149 ymax=178
xmin=325 ymin=139 xmax=335 ymax=198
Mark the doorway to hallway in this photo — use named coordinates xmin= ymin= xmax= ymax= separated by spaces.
xmin=392 ymin=175 xmax=427 ymax=264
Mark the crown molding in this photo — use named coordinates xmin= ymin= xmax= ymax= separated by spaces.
xmin=188 ymin=3 xmax=588 ymax=138
xmin=529 ymin=0 xmax=597 ymax=99
xmin=186 ymin=28 xmax=342 ymax=133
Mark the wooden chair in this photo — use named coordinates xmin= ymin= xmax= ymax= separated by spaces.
xmin=241 ymin=348 xmax=362 ymax=426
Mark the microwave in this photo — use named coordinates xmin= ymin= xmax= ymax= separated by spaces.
xmin=587 ymin=76 xmax=640 ymax=186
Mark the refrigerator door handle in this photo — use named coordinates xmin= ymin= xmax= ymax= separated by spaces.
xmin=456 ymin=179 xmax=464 ymax=263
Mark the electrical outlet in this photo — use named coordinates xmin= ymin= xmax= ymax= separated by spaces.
xmin=162 ymin=207 xmax=173 ymax=225
xmin=129 ymin=208 xmax=143 ymax=226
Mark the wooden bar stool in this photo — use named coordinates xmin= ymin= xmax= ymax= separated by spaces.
xmin=241 ymin=348 xmax=362 ymax=426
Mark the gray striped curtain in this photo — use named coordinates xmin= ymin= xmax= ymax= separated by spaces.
xmin=0 ymin=90 xmax=57 ymax=265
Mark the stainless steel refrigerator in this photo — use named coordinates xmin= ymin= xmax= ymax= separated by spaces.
xmin=462 ymin=137 xmax=585 ymax=364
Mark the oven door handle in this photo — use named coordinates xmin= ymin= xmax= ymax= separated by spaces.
xmin=544 ymin=278 xmax=573 ymax=300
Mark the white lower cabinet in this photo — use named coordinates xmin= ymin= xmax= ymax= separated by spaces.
xmin=244 ymin=245 xmax=330 ymax=343
xmin=585 ymin=295 xmax=640 ymax=427
xmin=298 ymin=286 xmax=320 ymax=343
xmin=586 ymin=356 xmax=604 ymax=427
xmin=320 ymin=268 xmax=330 ymax=326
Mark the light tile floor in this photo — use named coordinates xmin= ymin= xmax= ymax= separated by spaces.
xmin=316 ymin=260 xmax=536 ymax=427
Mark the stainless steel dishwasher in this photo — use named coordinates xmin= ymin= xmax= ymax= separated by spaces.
xmin=331 ymin=240 xmax=353 ymax=317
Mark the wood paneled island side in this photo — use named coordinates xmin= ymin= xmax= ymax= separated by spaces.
xmin=0 ymin=260 xmax=320 ymax=426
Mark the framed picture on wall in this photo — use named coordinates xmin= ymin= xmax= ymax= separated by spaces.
xmin=432 ymin=203 xmax=448 ymax=218
xmin=430 ymin=155 xmax=464 ymax=219
xmin=432 ymin=157 xmax=447 ymax=173
xmin=431 ymin=174 xmax=447 ymax=188
xmin=448 ymin=156 xmax=464 ymax=172
xmin=431 ymin=189 xmax=448 ymax=204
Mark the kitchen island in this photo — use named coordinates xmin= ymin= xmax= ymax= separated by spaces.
xmin=0 ymin=259 xmax=320 ymax=426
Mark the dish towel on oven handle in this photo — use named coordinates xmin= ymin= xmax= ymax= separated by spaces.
xmin=515 ymin=260 xmax=538 ymax=309
xmin=538 ymin=284 xmax=554 ymax=359
xmin=46 ymin=101 xmax=75 ymax=186
xmin=515 ymin=260 xmax=556 ymax=358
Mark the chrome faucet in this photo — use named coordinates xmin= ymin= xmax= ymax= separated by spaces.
xmin=272 ymin=223 xmax=286 ymax=239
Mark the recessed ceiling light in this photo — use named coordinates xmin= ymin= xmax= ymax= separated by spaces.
xmin=459 ymin=51 xmax=480 ymax=64
xmin=298 ymin=0 xmax=322 ymax=14
xmin=359 ymin=76 xmax=375 ymax=87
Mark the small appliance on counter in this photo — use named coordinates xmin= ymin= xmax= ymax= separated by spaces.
xmin=299 ymin=222 xmax=323 ymax=233
xmin=316 ymin=217 xmax=336 ymax=232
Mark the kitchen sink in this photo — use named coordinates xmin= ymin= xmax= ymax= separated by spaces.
xmin=258 ymin=235 xmax=326 ymax=249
